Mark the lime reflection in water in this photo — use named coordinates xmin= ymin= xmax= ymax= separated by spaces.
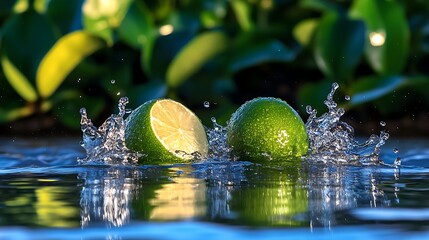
xmin=215 ymin=165 xmax=309 ymax=227
xmin=79 ymin=165 xmax=207 ymax=226
xmin=77 ymin=162 xmax=390 ymax=228
xmin=133 ymin=166 xmax=207 ymax=221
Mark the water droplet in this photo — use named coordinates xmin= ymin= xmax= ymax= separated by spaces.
xmin=345 ymin=95 xmax=350 ymax=101
xmin=393 ymin=148 xmax=399 ymax=154
xmin=380 ymin=121 xmax=386 ymax=127
xmin=204 ymin=101 xmax=210 ymax=108
xmin=305 ymin=82 xmax=389 ymax=165
xmin=78 ymin=78 xmax=81 ymax=83
xmin=117 ymin=92 xmax=121 ymax=96
xmin=394 ymin=157 xmax=401 ymax=167
xmin=111 ymin=79 xmax=116 ymax=84
xmin=211 ymin=117 xmax=217 ymax=123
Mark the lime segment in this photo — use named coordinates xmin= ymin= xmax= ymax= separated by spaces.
xmin=150 ymin=100 xmax=208 ymax=159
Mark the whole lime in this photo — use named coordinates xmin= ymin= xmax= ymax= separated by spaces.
xmin=227 ymin=97 xmax=308 ymax=163
xmin=125 ymin=99 xmax=208 ymax=164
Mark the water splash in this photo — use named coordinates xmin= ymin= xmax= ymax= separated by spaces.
xmin=206 ymin=117 xmax=232 ymax=160
xmin=305 ymin=83 xmax=389 ymax=165
xmin=79 ymin=83 xmax=388 ymax=166
xmin=79 ymin=97 xmax=141 ymax=165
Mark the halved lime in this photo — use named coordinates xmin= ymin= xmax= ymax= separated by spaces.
xmin=125 ymin=99 xmax=208 ymax=164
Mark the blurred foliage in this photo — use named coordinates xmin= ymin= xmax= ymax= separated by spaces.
xmin=0 ymin=0 xmax=428 ymax=132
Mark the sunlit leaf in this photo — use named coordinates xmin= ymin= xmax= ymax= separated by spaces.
xmin=229 ymin=0 xmax=254 ymax=31
xmin=0 ymin=104 xmax=35 ymax=123
xmin=314 ymin=13 xmax=365 ymax=83
xmin=13 ymin=0 xmax=29 ymax=13
xmin=300 ymin=0 xmax=344 ymax=13
xmin=33 ymin=0 xmax=48 ymax=13
xmin=350 ymin=0 xmax=409 ymax=75
xmin=166 ymin=31 xmax=229 ymax=88
xmin=229 ymin=40 xmax=296 ymax=73
xmin=0 ymin=53 xmax=37 ymax=102
xmin=293 ymin=18 xmax=318 ymax=47
xmin=82 ymin=0 xmax=132 ymax=44
xmin=36 ymin=31 xmax=106 ymax=98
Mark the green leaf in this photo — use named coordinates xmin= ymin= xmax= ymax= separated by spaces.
xmin=148 ymin=31 xmax=195 ymax=80
xmin=0 ymin=52 xmax=38 ymax=102
xmin=230 ymin=0 xmax=254 ymax=31
xmin=200 ymin=0 xmax=227 ymax=28
xmin=1 ymin=8 xmax=57 ymax=81
xmin=117 ymin=1 xmax=154 ymax=49
xmin=300 ymin=0 xmax=344 ymax=13
xmin=228 ymin=40 xmax=296 ymax=73
xmin=293 ymin=18 xmax=319 ymax=47
xmin=36 ymin=31 xmax=106 ymax=98
xmin=166 ymin=31 xmax=229 ymax=88
xmin=82 ymin=0 xmax=132 ymax=44
xmin=0 ymin=105 xmax=35 ymax=124
xmin=348 ymin=75 xmax=405 ymax=106
xmin=314 ymin=13 xmax=365 ymax=83
xmin=350 ymin=0 xmax=409 ymax=75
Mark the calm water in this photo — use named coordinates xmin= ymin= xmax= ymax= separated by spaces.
xmin=0 ymin=137 xmax=429 ymax=239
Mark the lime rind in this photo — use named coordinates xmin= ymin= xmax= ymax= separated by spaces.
xmin=227 ymin=97 xmax=309 ymax=163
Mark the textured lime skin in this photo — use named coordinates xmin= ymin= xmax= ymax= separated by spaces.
xmin=125 ymin=100 xmax=182 ymax=164
xmin=227 ymin=97 xmax=309 ymax=164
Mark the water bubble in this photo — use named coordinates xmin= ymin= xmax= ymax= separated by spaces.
xmin=380 ymin=121 xmax=386 ymax=127
xmin=345 ymin=95 xmax=350 ymax=101
xmin=111 ymin=79 xmax=116 ymax=84
xmin=204 ymin=101 xmax=210 ymax=108
xmin=393 ymin=148 xmax=399 ymax=154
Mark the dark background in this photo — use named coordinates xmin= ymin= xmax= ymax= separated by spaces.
xmin=0 ymin=0 xmax=428 ymax=137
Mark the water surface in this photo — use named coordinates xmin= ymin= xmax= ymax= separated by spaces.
xmin=0 ymin=137 xmax=429 ymax=239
